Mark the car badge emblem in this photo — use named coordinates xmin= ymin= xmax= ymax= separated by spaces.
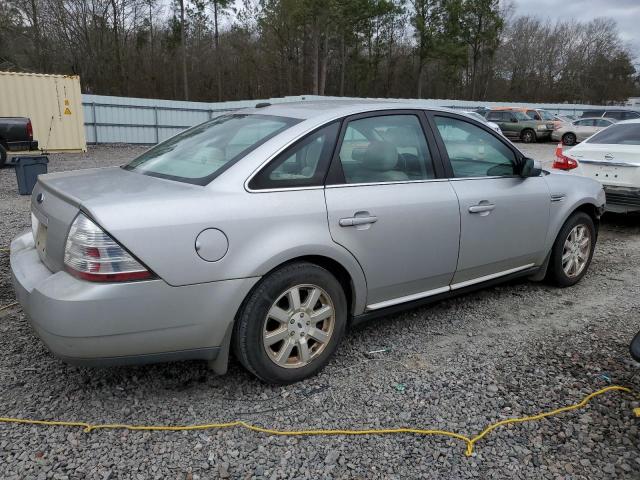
xmin=36 ymin=193 xmax=45 ymax=204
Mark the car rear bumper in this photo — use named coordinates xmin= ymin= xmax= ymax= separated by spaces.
xmin=9 ymin=231 xmax=259 ymax=367
xmin=603 ymin=185 xmax=640 ymax=213
xmin=7 ymin=140 xmax=38 ymax=152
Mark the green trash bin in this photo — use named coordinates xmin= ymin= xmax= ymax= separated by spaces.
xmin=14 ymin=156 xmax=49 ymax=195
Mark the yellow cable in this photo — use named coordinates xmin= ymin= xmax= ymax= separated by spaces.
xmin=0 ymin=385 xmax=634 ymax=456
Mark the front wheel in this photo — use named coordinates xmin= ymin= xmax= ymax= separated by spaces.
xmin=520 ymin=129 xmax=536 ymax=143
xmin=233 ymin=262 xmax=347 ymax=384
xmin=547 ymin=212 xmax=596 ymax=287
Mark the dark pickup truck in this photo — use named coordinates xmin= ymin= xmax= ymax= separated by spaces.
xmin=0 ymin=117 xmax=39 ymax=167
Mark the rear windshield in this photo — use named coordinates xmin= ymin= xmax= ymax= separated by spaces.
xmin=124 ymin=114 xmax=300 ymax=185
xmin=585 ymin=123 xmax=640 ymax=145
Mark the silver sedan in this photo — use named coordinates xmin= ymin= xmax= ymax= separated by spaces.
xmin=552 ymin=117 xmax=616 ymax=146
xmin=10 ymin=102 xmax=605 ymax=383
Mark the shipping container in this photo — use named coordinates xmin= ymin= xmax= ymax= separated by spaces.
xmin=0 ymin=71 xmax=86 ymax=152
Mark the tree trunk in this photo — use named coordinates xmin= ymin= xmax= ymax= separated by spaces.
xmin=213 ymin=1 xmax=222 ymax=101
xmin=339 ymin=33 xmax=346 ymax=96
xmin=312 ymin=20 xmax=320 ymax=95
xmin=110 ymin=0 xmax=125 ymax=95
xmin=417 ymin=61 xmax=423 ymax=98
xmin=318 ymin=28 xmax=329 ymax=95
xmin=179 ymin=0 xmax=188 ymax=100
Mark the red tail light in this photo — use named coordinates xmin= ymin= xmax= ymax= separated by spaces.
xmin=64 ymin=213 xmax=154 ymax=282
xmin=553 ymin=153 xmax=578 ymax=170
xmin=552 ymin=143 xmax=578 ymax=170
xmin=26 ymin=119 xmax=33 ymax=140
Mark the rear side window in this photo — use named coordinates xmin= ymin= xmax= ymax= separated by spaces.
xmin=338 ymin=115 xmax=435 ymax=184
xmin=249 ymin=122 xmax=340 ymax=190
xmin=486 ymin=112 xmax=503 ymax=121
xmin=575 ymin=119 xmax=595 ymax=127
xmin=434 ymin=116 xmax=517 ymax=178
xmin=594 ymin=119 xmax=613 ymax=127
xmin=604 ymin=111 xmax=624 ymax=121
xmin=586 ymin=123 xmax=640 ymax=145
xmin=125 ymin=114 xmax=299 ymax=185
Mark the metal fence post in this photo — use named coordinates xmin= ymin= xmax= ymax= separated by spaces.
xmin=91 ymin=102 xmax=98 ymax=144
xmin=153 ymin=107 xmax=159 ymax=144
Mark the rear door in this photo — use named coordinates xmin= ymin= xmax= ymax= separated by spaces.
xmin=324 ymin=111 xmax=460 ymax=309
xmin=574 ymin=119 xmax=598 ymax=142
xmin=428 ymin=113 xmax=550 ymax=286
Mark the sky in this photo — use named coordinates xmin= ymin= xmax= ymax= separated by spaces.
xmin=509 ymin=0 xmax=640 ymax=56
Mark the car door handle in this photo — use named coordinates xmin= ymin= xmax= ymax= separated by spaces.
xmin=468 ymin=203 xmax=496 ymax=214
xmin=339 ymin=215 xmax=378 ymax=227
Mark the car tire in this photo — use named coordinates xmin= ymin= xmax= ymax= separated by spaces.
xmin=232 ymin=262 xmax=347 ymax=384
xmin=520 ymin=129 xmax=536 ymax=143
xmin=547 ymin=212 xmax=596 ymax=287
xmin=562 ymin=133 xmax=577 ymax=146
xmin=0 ymin=144 xmax=6 ymax=168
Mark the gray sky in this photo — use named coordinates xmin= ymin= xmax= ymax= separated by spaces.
xmin=509 ymin=0 xmax=640 ymax=57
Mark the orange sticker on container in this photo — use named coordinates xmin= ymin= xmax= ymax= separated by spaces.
xmin=64 ymin=107 xmax=71 ymax=115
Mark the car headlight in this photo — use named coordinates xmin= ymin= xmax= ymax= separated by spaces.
xmin=536 ymin=125 xmax=547 ymax=130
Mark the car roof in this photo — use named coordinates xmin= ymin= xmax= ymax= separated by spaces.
xmin=491 ymin=107 xmax=544 ymax=112
xmin=616 ymin=118 xmax=640 ymax=124
xmin=236 ymin=100 xmax=455 ymax=120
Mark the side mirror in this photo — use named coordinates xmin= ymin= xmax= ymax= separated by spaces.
xmin=510 ymin=117 xmax=518 ymax=123
xmin=520 ymin=157 xmax=542 ymax=178
xmin=631 ymin=331 xmax=640 ymax=362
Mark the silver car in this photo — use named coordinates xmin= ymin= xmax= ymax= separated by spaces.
xmin=10 ymin=102 xmax=606 ymax=384
xmin=552 ymin=117 xmax=616 ymax=146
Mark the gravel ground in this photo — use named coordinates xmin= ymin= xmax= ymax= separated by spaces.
xmin=0 ymin=144 xmax=639 ymax=479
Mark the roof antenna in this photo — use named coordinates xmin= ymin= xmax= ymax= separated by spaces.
xmin=255 ymin=102 xmax=271 ymax=108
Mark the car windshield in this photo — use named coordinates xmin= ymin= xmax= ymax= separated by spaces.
xmin=124 ymin=114 xmax=299 ymax=185
xmin=585 ymin=123 xmax=640 ymax=145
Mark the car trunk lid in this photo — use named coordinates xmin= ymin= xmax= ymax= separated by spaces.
xmin=571 ymin=144 xmax=640 ymax=189
xmin=30 ymin=167 xmax=202 ymax=273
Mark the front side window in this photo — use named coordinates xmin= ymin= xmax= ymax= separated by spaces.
xmin=249 ymin=122 xmax=339 ymax=189
xmin=513 ymin=111 xmax=532 ymax=121
xmin=434 ymin=116 xmax=517 ymax=178
xmin=539 ymin=110 xmax=555 ymax=121
xmin=586 ymin=123 xmax=640 ymax=145
xmin=125 ymin=114 xmax=299 ymax=185
xmin=527 ymin=110 xmax=542 ymax=120
xmin=575 ymin=119 xmax=595 ymax=127
xmin=338 ymin=115 xmax=435 ymax=184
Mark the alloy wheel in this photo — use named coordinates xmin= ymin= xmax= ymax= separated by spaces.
xmin=262 ymin=284 xmax=335 ymax=368
xmin=562 ymin=224 xmax=591 ymax=278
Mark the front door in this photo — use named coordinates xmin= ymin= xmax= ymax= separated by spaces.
xmin=324 ymin=112 xmax=460 ymax=309
xmin=430 ymin=114 xmax=551 ymax=286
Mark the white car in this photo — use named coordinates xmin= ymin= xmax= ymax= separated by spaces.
xmin=461 ymin=111 xmax=503 ymax=136
xmin=559 ymin=119 xmax=640 ymax=213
